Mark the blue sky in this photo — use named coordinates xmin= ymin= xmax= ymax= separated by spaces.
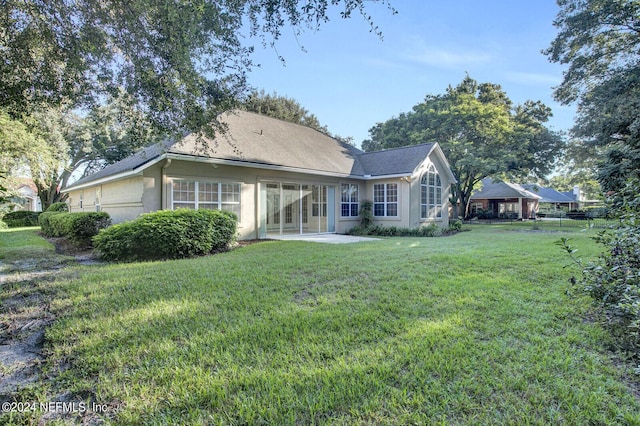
xmin=245 ymin=1 xmax=574 ymax=149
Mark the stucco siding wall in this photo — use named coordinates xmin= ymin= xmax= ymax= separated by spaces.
xmin=363 ymin=179 xmax=411 ymax=228
xmin=67 ymin=177 xmax=144 ymax=223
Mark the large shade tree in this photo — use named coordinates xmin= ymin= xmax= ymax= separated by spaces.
xmin=0 ymin=94 xmax=161 ymax=209
xmin=243 ymin=90 xmax=330 ymax=134
xmin=1 ymin=0 xmax=394 ymax=135
xmin=545 ymin=0 xmax=640 ymax=192
xmin=362 ymin=76 xmax=564 ymax=218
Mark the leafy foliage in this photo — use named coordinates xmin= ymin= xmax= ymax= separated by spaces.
xmin=558 ymin=179 xmax=640 ymax=365
xmin=362 ymin=76 xmax=564 ymax=218
xmin=46 ymin=202 xmax=69 ymax=212
xmin=243 ymin=90 xmax=328 ymax=132
xmin=1 ymin=0 xmax=394 ymax=135
xmin=546 ymin=0 xmax=640 ymax=192
xmin=40 ymin=212 xmax=111 ymax=247
xmin=3 ymin=210 xmax=41 ymax=227
xmin=348 ymin=221 xmax=462 ymax=237
xmin=93 ymin=209 xmax=237 ymax=262
xmin=1 ymin=96 xmax=162 ymax=209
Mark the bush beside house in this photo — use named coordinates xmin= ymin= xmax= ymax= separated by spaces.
xmin=3 ymin=210 xmax=41 ymax=227
xmin=39 ymin=211 xmax=111 ymax=247
xmin=93 ymin=209 xmax=237 ymax=262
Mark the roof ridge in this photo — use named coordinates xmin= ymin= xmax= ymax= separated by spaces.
xmin=360 ymin=142 xmax=435 ymax=156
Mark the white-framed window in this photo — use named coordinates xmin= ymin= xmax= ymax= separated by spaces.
xmin=341 ymin=183 xmax=359 ymax=217
xmin=172 ymin=180 xmax=241 ymax=219
xmin=373 ymin=183 xmax=398 ymax=217
xmin=421 ymin=164 xmax=442 ymax=219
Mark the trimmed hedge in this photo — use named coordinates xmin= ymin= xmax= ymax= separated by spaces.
xmin=93 ymin=209 xmax=238 ymax=262
xmin=40 ymin=212 xmax=111 ymax=246
xmin=348 ymin=222 xmax=444 ymax=237
xmin=38 ymin=211 xmax=65 ymax=235
xmin=3 ymin=210 xmax=41 ymax=227
xmin=46 ymin=202 xmax=69 ymax=212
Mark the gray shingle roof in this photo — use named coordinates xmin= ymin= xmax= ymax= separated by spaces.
xmin=471 ymin=178 xmax=542 ymax=200
xmin=358 ymin=143 xmax=436 ymax=176
xmin=522 ymin=184 xmax=576 ymax=203
xmin=65 ymin=111 xmax=444 ymax=190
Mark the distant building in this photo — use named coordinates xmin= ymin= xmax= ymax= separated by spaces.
xmin=3 ymin=180 xmax=42 ymax=212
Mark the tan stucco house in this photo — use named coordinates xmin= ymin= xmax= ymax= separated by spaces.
xmin=62 ymin=111 xmax=456 ymax=240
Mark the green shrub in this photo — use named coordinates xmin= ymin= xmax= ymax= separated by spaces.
xmin=46 ymin=202 xmax=69 ymax=212
xmin=39 ymin=211 xmax=65 ymax=236
xmin=3 ymin=210 xmax=41 ymax=227
xmin=40 ymin=212 xmax=111 ymax=246
xmin=559 ymin=178 xmax=640 ymax=367
xmin=448 ymin=219 xmax=463 ymax=232
xmin=359 ymin=200 xmax=374 ymax=228
xmin=93 ymin=209 xmax=237 ymax=262
xmin=347 ymin=222 xmax=444 ymax=237
xmin=67 ymin=212 xmax=111 ymax=246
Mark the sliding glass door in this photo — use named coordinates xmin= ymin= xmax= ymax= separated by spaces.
xmin=262 ymin=182 xmax=334 ymax=236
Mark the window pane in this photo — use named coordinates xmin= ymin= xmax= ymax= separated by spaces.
xmin=374 ymin=203 xmax=385 ymax=216
xmin=199 ymin=182 xmax=217 ymax=203
xmin=341 ymin=184 xmax=350 ymax=202
xmin=351 ymin=203 xmax=359 ymax=217
xmin=387 ymin=184 xmax=397 ymax=202
xmin=374 ymin=184 xmax=385 ymax=202
xmin=174 ymin=203 xmax=195 ymax=209
xmin=341 ymin=204 xmax=350 ymax=217
xmin=222 ymin=203 xmax=240 ymax=217
xmin=387 ymin=203 xmax=398 ymax=217
xmin=221 ymin=183 xmax=239 ymax=203
xmin=173 ymin=181 xmax=195 ymax=204
xmin=198 ymin=203 xmax=218 ymax=210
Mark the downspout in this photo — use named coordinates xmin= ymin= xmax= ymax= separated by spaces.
xmin=161 ymin=158 xmax=172 ymax=210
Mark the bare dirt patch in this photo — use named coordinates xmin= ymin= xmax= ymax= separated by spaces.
xmin=0 ymin=235 xmax=103 ymax=423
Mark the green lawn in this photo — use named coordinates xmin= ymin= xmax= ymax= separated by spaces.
xmin=2 ymin=225 xmax=640 ymax=424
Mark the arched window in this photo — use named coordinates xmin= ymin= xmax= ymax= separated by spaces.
xmin=421 ymin=164 xmax=442 ymax=219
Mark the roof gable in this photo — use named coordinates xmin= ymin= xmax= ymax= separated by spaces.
xmin=358 ymin=144 xmax=435 ymax=177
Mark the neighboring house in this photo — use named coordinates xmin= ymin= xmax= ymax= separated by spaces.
xmin=62 ymin=111 xmax=457 ymax=240
xmin=17 ymin=184 xmax=42 ymax=212
xmin=3 ymin=180 xmax=42 ymax=212
xmin=469 ymin=178 xmax=541 ymax=220
xmin=522 ymin=184 xmax=579 ymax=211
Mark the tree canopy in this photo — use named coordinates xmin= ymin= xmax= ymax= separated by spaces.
xmin=242 ymin=90 xmax=329 ymax=134
xmin=362 ymin=76 xmax=564 ymax=218
xmin=1 ymin=0 xmax=394 ymax=135
xmin=545 ymin=0 xmax=640 ymax=192
xmin=0 ymin=94 xmax=160 ymax=209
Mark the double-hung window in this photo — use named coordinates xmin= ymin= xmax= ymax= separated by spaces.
xmin=172 ymin=180 xmax=241 ymax=219
xmin=341 ymin=183 xmax=359 ymax=217
xmin=373 ymin=183 xmax=398 ymax=217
